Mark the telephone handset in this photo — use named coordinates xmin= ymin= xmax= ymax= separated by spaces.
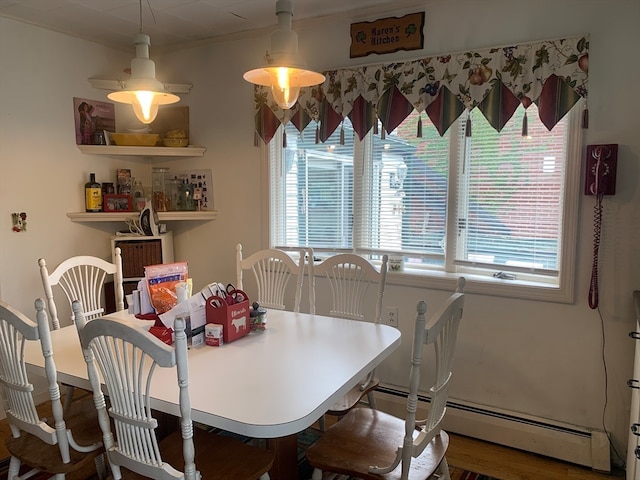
xmin=584 ymin=144 xmax=617 ymax=196
xmin=585 ymin=144 xmax=618 ymax=309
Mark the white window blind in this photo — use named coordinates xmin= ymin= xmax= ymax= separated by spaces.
xmin=454 ymin=105 xmax=566 ymax=275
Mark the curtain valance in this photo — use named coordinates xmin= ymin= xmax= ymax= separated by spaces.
xmin=252 ymin=34 xmax=589 ymax=144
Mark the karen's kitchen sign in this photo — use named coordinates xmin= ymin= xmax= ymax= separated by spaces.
xmin=350 ymin=12 xmax=425 ymax=58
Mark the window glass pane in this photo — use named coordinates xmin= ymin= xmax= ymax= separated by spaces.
xmin=275 ymin=120 xmax=354 ymax=249
xmin=455 ymin=105 xmax=566 ymax=272
xmin=368 ymin=112 xmax=450 ymax=267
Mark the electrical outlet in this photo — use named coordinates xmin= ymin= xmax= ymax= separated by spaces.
xmin=384 ymin=307 xmax=399 ymax=327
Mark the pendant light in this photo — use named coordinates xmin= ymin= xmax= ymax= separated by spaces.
xmin=243 ymin=0 xmax=325 ymax=110
xmin=107 ymin=0 xmax=179 ymax=124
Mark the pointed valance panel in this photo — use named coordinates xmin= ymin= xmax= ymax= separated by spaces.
xmin=252 ymin=35 xmax=589 ymax=144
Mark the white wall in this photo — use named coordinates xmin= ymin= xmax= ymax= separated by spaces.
xmin=1 ymin=0 xmax=640 ymax=465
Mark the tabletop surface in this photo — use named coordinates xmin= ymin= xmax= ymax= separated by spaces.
xmin=25 ymin=310 xmax=401 ymax=438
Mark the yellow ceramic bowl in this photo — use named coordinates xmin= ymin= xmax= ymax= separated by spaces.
xmin=110 ymin=133 xmax=160 ymax=146
xmin=163 ymin=137 xmax=189 ymax=147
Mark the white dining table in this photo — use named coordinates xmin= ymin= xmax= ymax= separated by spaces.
xmin=24 ymin=309 xmax=401 ymax=480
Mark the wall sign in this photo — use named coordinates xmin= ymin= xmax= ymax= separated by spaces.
xmin=350 ymin=12 xmax=425 ymax=58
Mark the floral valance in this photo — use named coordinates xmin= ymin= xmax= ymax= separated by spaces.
xmin=252 ymin=34 xmax=589 ymax=144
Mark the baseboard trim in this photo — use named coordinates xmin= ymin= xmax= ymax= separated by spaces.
xmin=375 ymin=385 xmax=610 ymax=473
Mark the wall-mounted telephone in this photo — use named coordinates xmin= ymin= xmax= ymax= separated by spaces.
xmin=584 ymin=144 xmax=618 ymax=196
xmin=586 ymin=144 xmax=618 ymax=309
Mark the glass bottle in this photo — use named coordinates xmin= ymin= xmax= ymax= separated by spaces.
xmin=152 ymin=167 xmax=170 ymax=212
xmin=85 ymin=173 xmax=102 ymax=212
xmin=133 ymin=180 xmax=146 ymax=211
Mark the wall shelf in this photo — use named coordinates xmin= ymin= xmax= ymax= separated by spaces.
xmin=77 ymin=145 xmax=206 ymax=157
xmin=67 ymin=211 xmax=218 ymax=223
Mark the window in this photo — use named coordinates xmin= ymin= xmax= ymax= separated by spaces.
xmin=269 ymin=102 xmax=582 ymax=302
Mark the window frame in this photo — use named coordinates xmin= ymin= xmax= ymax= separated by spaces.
xmin=265 ymin=103 xmax=583 ymax=303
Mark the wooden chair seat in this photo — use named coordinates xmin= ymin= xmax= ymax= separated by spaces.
xmin=306 ymin=407 xmax=449 ymax=480
xmin=326 ymin=376 xmax=380 ymax=416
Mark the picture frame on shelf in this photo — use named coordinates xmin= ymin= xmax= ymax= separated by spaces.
xmin=103 ymin=194 xmax=133 ymax=212
xmin=73 ymin=97 xmax=115 ymax=145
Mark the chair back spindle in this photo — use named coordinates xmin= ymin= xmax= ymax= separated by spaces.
xmin=236 ymin=244 xmax=305 ymax=313
xmin=308 ymin=252 xmax=388 ymax=323
xmin=39 ymin=248 xmax=124 ymax=329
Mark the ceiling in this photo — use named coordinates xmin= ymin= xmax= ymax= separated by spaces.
xmin=0 ymin=0 xmax=430 ymax=51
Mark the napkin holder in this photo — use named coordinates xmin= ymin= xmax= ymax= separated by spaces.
xmin=205 ymin=290 xmax=250 ymax=343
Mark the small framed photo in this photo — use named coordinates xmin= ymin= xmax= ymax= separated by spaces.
xmin=103 ymin=194 xmax=133 ymax=212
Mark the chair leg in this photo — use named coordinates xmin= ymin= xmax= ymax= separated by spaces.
xmin=436 ymin=456 xmax=451 ymax=480
xmin=367 ymin=390 xmax=377 ymax=409
xmin=7 ymin=456 xmax=20 ymax=480
xmin=318 ymin=415 xmax=326 ymax=431
xmin=94 ymin=453 xmax=108 ymax=480
xmin=62 ymin=384 xmax=75 ymax=416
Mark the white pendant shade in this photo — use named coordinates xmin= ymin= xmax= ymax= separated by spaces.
xmin=108 ymin=33 xmax=179 ymax=124
xmin=243 ymin=0 xmax=325 ymax=110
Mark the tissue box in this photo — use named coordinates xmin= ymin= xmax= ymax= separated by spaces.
xmin=205 ymin=291 xmax=250 ymax=343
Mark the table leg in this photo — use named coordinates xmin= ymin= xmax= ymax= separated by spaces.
xmin=266 ymin=434 xmax=298 ymax=480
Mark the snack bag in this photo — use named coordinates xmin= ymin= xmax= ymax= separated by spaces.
xmin=145 ymin=262 xmax=188 ymax=314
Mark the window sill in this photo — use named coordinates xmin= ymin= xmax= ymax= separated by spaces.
xmin=385 ymin=266 xmax=573 ymax=304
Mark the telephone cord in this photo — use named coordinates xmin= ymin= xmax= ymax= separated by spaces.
xmin=588 ymin=194 xmax=603 ymax=309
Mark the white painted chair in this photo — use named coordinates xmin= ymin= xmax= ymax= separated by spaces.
xmin=309 ymin=252 xmax=388 ymax=416
xmin=39 ymin=248 xmax=125 ymax=414
xmin=72 ymin=300 xmax=275 ymax=480
xmin=306 ymin=277 xmax=465 ymax=480
xmin=0 ymin=298 xmax=104 ymax=480
xmin=38 ymin=248 xmax=125 ymax=330
xmin=236 ymin=243 xmax=306 ymax=313
xmin=306 ymin=277 xmax=466 ymax=480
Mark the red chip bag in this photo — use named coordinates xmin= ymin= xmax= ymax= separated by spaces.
xmin=149 ymin=326 xmax=173 ymax=345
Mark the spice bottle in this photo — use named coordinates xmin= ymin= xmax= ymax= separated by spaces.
xmin=85 ymin=173 xmax=102 ymax=212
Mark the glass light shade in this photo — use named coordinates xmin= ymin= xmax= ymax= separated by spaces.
xmin=243 ymin=0 xmax=325 ymax=110
xmin=244 ymin=65 xmax=325 ymax=110
xmin=107 ymin=33 xmax=179 ymax=124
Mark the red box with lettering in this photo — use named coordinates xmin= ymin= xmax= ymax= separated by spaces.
xmin=205 ymin=290 xmax=250 ymax=343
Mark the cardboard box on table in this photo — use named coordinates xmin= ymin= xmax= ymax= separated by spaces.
xmin=205 ymin=290 xmax=250 ymax=343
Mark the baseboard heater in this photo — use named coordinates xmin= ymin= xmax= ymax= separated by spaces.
xmin=375 ymin=385 xmax=611 ymax=473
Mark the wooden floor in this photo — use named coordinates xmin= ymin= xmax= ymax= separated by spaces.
xmin=0 ymin=414 xmax=624 ymax=480
xmin=447 ymin=432 xmax=623 ymax=480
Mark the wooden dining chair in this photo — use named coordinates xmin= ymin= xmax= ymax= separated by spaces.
xmin=305 ymin=277 xmax=466 ymax=480
xmin=0 ymin=298 xmax=105 ymax=480
xmin=39 ymin=248 xmax=125 ymax=330
xmin=236 ymin=243 xmax=306 ymax=313
xmin=309 ymin=252 xmax=388 ymax=417
xmin=72 ymin=300 xmax=275 ymax=480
